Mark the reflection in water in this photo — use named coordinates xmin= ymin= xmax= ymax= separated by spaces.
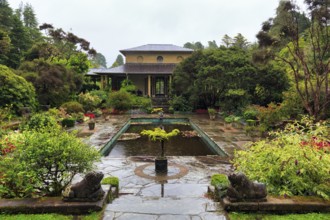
xmin=161 ymin=183 xmax=164 ymax=197
xmin=108 ymin=124 xmax=216 ymax=157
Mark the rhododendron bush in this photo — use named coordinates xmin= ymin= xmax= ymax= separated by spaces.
xmin=233 ymin=116 xmax=330 ymax=199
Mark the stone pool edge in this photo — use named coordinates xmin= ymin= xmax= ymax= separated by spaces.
xmin=99 ymin=117 xmax=229 ymax=157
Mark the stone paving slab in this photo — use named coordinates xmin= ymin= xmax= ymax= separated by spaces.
xmin=139 ymin=184 xmax=208 ymax=197
xmin=99 ymin=156 xmax=230 ymax=220
xmin=87 ymin=115 xmax=248 ymax=220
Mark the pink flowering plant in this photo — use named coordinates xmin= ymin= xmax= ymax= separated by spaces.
xmin=84 ymin=113 xmax=95 ymax=119
xmin=233 ymin=116 xmax=330 ymax=200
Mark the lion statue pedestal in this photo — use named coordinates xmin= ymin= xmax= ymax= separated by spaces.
xmin=62 ymin=171 xmax=105 ymax=202
xmin=226 ymin=172 xmax=267 ymax=202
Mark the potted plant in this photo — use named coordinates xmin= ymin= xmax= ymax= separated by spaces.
xmin=85 ymin=113 xmax=96 ymax=130
xmin=224 ymin=115 xmax=235 ymax=129
xmin=88 ymin=118 xmax=95 ymax=130
xmin=141 ymin=127 xmax=180 ymax=173
xmin=232 ymin=116 xmax=242 ymax=128
xmin=208 ymin=108 xmax=217 ymax=120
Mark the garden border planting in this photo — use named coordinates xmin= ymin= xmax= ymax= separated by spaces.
xmin=222 ymin=197 xmax=330 ymax=213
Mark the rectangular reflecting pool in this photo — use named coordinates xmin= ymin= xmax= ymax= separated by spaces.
xmin=100 ymin=118 xmax=227 ymax=157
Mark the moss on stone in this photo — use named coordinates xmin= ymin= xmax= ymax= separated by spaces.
xmin=101 ymin=176 xmax=119 ymax=187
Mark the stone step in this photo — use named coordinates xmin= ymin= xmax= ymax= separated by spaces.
xmin=105 ymin=195 xmax=226 ymax=219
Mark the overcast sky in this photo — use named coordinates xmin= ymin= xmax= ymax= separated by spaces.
xmin=8 ymin=0 xmax=305 ymax=66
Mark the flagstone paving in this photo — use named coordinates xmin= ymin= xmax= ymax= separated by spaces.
xmin=99 ymin=157 xmax=230 ymax=220
xmin=78 ymin=113 xmax=255 ymax=220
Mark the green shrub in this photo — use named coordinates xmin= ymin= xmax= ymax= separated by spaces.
xmin=243 ymin=106 xmax=258 ymax=120
xmin=47 ymin=108 xmax=67 ymax=120
xmin=0 ymin=126 xmax=100 ymax=197
xmin=220 ymin=89 xmax=250 ymax=113
xmin=246 ymin=119 xmax=257 ymax=126
xmin=0 ymin=105 xmax=14 ymax=138
xmin=22 ymin=112 xmax=59 ymax=131
xmin=120 ymin=79 xmax=136 ymax=93
xmin=0 ymin=133 xmax=39 ymax=198
xmin=280 ymin=87 xmax=305 ymax=119
xmin=61 ymin=118 xmax=76 ymax=127
xmin=89 ymin=90 xmax=108 ymax=101
xmin=92 ymin=109 xmax=102 ymax=117
xmin=132 ymin=96 xmax=152 ymax=111
xmin=0 ymin=65 xmax=37 ymax=114
xmin=60 ymin=101 xmax=84 ymax=114
xmin=0 ymin=156 xmax=39 ymax=198
xmin=207 ymin=108 xmax=217 ymax=115
xmin=169 ymin=95 xmax=192 ymax=112
xmin=101 ymin=176 xmax=119 ymax=187
xmin=108 ymin=90 xmax=133 ymax=111
xmin=224 ymin=115 xmax=235 ymax=123
xmin=233 ymin=116 xmax=330 ymax=200
xmin=168 ymin=107 xmax=174 ymax=114
xmin=254 ymin=103 xmax=286 ymax=129
xmin=78 ymin=92 xmax=102 ymax=112
xmin=71 ymin=112 xmax=84 ymax=123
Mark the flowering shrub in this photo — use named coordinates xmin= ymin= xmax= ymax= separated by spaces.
xmin=233 ymin=116 xmax=330 ymax=200
xmin=301 ymin=137 xmax=330 ymax=152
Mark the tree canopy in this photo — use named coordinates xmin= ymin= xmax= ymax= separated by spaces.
xmin=172 ymin=46 xmax=288 ymax=112
xmin=254 ymin=0 xmax=329 ymax=119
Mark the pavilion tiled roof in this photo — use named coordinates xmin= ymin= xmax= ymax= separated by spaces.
xmin=120 ymin=44 xmax=193 ymax=55
xmin=86 ymin=63 xmax=177 ymax=75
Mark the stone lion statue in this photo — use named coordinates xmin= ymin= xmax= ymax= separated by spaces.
xmin=62 ymin=171 xmax=105 ymax=202
xmin=226 ymin=172 xmax=267 ymax=202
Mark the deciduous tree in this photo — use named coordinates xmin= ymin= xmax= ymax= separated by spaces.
xmin=276 ymin=0 xmax=330 ymax=119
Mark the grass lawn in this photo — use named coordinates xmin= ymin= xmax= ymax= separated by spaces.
xmin=229 ymin=212 xmax=330 ymax=220
xmin=0 ymin=212 xmax=102 ymax=220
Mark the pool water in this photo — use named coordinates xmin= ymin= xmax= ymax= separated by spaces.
xmin=107 ymin=124 xmax=217 ymax=157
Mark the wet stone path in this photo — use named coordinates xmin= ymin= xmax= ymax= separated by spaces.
xmin=76 ymin=114 xmax=255 ymax=219
xmin=99 ymin=156 xmax=231 ymax=220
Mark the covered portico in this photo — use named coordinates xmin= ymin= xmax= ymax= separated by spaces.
xmin=95 ymin=63 xmax=176 ymax=97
